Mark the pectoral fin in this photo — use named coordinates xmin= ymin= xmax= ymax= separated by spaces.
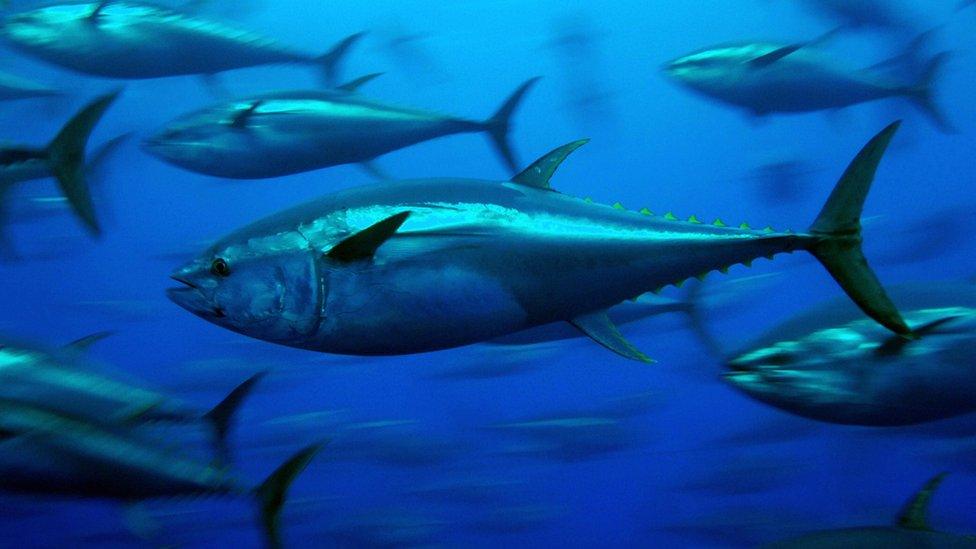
xmin=749 ymin=44 xmax=802 ymax=68
xmin=570 ymin=310 xmax=654 ymax=363
xmin=326 ymin=211 xmax=411 ymax=262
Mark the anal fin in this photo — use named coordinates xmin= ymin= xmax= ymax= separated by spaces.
xmin=570 ymin=310 xmax=654 ymax=363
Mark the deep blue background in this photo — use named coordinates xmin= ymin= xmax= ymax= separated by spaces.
xmin=1 ymin=0 xmax=975 ymax=547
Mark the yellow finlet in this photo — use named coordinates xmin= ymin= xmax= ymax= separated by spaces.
xmin=664 ymin=212 xmax=678 ymax=221
xmin=713 ymin=218 xmax=727 ymax=227
xmin=688 ymin=215 xmax=702 ymax=224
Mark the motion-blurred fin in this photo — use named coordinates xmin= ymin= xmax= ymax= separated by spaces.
xmin=231 ymin=100 xmax=263 ymax=129
xmin=63 ymin=331 xmax=114 ymax=354
xmin=255 ymin=443 xmax=325 ymax=549
xmin=88 ymin=0 xmax=110 ymax=22
xmin=570 ymin=310 xmax=654 ymax=363
xmin=511 ymin=139 xmax=589 ymax=191
xmin=204 ymin=371 xmax=266 ymax=466
xmin=46 ymin=90 xmax=121 ymax=235
xmin=876 ymin=315 xmax=962 ymax=356
xmin=896 ymin=473 xmax=948 ymax=531
xmin=317 ymin=32 xmax=367 ymax=87
xmin=326 ymin=211 xmax=411 ymax=262
xmin=749 ymin=44 xmax=802 ymax=68
xmin=485 ymin=77 xmax=541 ymax=172
xmin=337 ymin=73 xmax=383 ymax=92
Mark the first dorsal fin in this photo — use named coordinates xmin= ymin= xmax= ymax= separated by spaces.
xmin=337 ymin=73 xmax=384 ymax=92
xmin=749 ymin=44 xmax=802 ymax=68
xmin=230 ymin=100 xmax=264 ymax=129
xmin=896 ymin=473 xmax=948 ymax=531
xmin=876 ymin=315 xmax=962 ymax=356
xmin=88 ymin=0 xmax=110 ymax=22
xmin=570 ymin=310 xmax=654 ymax=363
xmin=511 ymin=139 xmax=589 ymax=191
xmin=326 ymin=211 xmax=411 ymax=262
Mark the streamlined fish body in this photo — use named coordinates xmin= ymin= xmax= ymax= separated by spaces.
xmin=144 ymin=78 xmax=538 ymax=178
xmin=725 ymin=283 xmax=976 ymax=426
xmin=664 ymin=41 xmax=948 ymax=130
xmin=0 ymin=2 xmax=348 ymax=80
xmin=169 ymin=126 xmax=910 ymax=362
xmin=0 ymin=338 xmax=197 ymax=424
xmin=0 ymin=401 xmax=238 ymax=499
xmin=0 ymin=70 xmax=60 ymax=101
xmin=764 ymin=474 xmax=976 ymax=548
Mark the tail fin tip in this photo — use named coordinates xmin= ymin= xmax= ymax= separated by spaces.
xmin=46 ymin=89 xmax=122 ymax=235
xmin=485 ymin=77 xmax=542 ymax=172
xmin=255 ymin=442 xmax=325 ymax=549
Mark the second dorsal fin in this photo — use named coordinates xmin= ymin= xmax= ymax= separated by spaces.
xmin=895 ymin=473 xmax=948 ymax=531
xmin=511 ymin=139 xmax=589 ymax=191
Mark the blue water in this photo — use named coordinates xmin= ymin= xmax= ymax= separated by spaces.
xmin=2 ymin=0 xmax=976 ymax=547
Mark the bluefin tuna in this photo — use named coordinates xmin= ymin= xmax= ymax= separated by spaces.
xmin=724 ymin=282 xmax=976 ymax=426
xmin=664 ymin=40 xmax=950 ymax=131
xmin=167 ymin=124 xmax=913 ymax=362
xmin=763 ymin=474 xmax=976 ymax=548
xmin=0 ymin=2 xmax=363 ymax=83
xmin=0 ymin=91 xmax=118 ymax=236
xmin=143 ymin=76 xmax=539 ymax=178
xmin=0 ymin=69 xmax=61 ymax=101
xmin=0 ymin=333 xmax=264 ymax=461
xmin=0 ymin=400 xmax=322 ymax=548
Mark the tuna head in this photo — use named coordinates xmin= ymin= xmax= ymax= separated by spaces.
xmin=664 ymin=43 xmax=801 ymax=101
xmin=143 ymin=104 xmax=260 ymax=178
xmin=167 ymin=229 xmax=323 ymax=346
xmin=721 ymin=329 xmax=867 ymax=421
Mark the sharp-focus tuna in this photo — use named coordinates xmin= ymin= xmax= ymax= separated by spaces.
xmin=664 ymin=39 xmax=951 ymax=131
xmin=168 ymin=124 xmax=911 ymax=362
xmin=763 ymin=474 xmax=976 ymax=548
xmin=0 ymin=91 xmax=119 ymax=236
xmin=143 ymin=76 xmax=539 ymax=178
xmin=0 ymin=400 xmax=322 ymax=548
xmin=724 ymin=282 xmax=976 ymax=426
xmin=0 ymin=2 xmax=363 ymax=83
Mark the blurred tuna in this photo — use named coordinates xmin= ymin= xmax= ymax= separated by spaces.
xmin=169 ymin=125 xmax=910 ymax=363
xmin=0 ymin=91 xmax=118 ymax=238
xmin=547 ymin=11 xmax=616 ymax=131
xmin=0 ymin=3 xmax=362 ymax=84
xmin=6 ymin=132 xmax=129 ymax=227
xmin=144 ymin=76 xmax=539 ymax=178
xmin=0 ymin=333 xmax=264 ymax=462
xmin=491 ymin=416 xmax=638 ymax=461
xmin=788 ymin=0 xmax=918 ymax=35
xmin=762 ymin=474 xmax=976 ymax=548
xmin=0 ymin=402 xmax=322 ymax=548
xmin=725 ymin=283 xmax=976 ymax=426
xmin=0 ymin=70 xmax=61 ymax=101
xmin=664 ymin=39 xmax=951 ymax=131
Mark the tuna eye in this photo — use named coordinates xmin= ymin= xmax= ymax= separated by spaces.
xmin=211 ymin=258 xmax=231 ymax=277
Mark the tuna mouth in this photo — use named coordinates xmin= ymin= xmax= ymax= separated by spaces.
xmin=166 ymin=276 xmax=217 ymax=317
xmin=721 ymin=371 xmax=760 ymax=388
